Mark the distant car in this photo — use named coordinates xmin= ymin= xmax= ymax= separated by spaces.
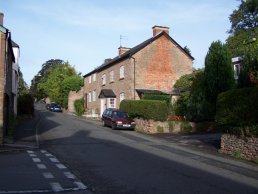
xmin=102 ymin=108 xmax=135 ymax=130
xmin=48 ymin=103 xmax=62 ymax=112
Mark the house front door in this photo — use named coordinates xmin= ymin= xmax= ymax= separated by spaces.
xmin=100 ymin=98 xmax=106 ymax=117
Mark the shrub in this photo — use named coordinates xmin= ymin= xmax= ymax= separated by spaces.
xmin=120 ymin=100 xmax=168 ymax=121
xmin=74 ymin=98 xmax=85 ymax=116
xmin=143 ymin=93 xmax=171 ymax=105
xmin=18 ymin=94 xmax=34 ymax=116
xmin=216 ymin=87 xmax=258 ymax=136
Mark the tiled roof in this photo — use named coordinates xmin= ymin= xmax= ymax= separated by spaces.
xmin=84 ymin=31 xmax=194 ymax=77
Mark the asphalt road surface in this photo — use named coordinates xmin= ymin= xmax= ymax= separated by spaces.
xmin=35 ymin=103 xmax=258 ymax=194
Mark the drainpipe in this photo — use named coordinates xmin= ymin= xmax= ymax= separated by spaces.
xmin=130 ymin=56 xmax=136 ymax=100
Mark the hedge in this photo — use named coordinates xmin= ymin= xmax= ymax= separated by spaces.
xmin=143 ymin=93 xmax=171 ymax=105
xmin=120 ymin=100 xmax=168 ymax=121
xmin=216 ymin=87 xmax=258 ymax=136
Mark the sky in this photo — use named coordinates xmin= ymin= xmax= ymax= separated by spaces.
xmin=1 ymin=0 xmax=240 ymax=85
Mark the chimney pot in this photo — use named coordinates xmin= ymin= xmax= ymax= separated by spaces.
xmin=0 ymin=13 xmax=4 ymax=26
xmin=152 ymin=25 xmax=169 ymax=36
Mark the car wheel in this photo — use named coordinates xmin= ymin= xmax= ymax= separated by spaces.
xmin=102 ymin=121 xmax=106 ymax=127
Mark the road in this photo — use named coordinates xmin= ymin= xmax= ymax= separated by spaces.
xmin=36 ymin=103 xmax=258 ymax=194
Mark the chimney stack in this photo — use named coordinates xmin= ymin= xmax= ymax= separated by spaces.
xmin=118 ymin=46 xmax=130 ymax=56
xmin=0 ymin=13 xmax=4 ymax=26
xmin=152 ymin=25 xmax=169 ymax=36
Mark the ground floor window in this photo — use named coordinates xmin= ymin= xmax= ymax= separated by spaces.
xmin=109 ymin=98 xmax=116 ymax=108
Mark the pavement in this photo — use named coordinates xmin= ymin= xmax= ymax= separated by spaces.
xmin=0 ymin=109 xmax=257 ymax=194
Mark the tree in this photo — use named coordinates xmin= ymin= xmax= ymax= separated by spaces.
xmin=37 ymin=62 xmax=83 ymax=108
xmin=18 ymin=68 xmax=29 ymax=95
xmin=30 ymin=59 xmax=64 ymax=100
xmin=204 ymin=41 xmax=235 ymax=104
xmin=226 ymin=0 xmax=258 ymax=87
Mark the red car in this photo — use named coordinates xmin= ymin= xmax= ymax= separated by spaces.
xmin=102 ymin=108 xmax=136 ymax=130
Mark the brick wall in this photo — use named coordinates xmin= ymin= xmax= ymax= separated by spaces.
xmin=220 ymin=134 xmax=258 ymax=161
xmin=0 ymin=33 xmax=5 ymax=143
xmin=134 ymin=35 xmax=192 ymax=91
xmin=68 ymin=87 xmax=84 ymax=113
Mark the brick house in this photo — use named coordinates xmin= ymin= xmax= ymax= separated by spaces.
xmin=83 ymin=26 xmax=194 ymax=117
xmin=0 ymin=13 xmax=17 ymax=144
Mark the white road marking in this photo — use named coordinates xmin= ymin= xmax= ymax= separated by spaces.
xmin=40 ymin=150 xmax=47 ymax=153
xmin=32 ymin=158 xmax=41 ymax=163
xmin=49 ymin=157 xmax=59 ymax=163
xmin=42 ymin=172 xmax=54 ymax=179
xmin=64 ymin=171 xmax=76 ymax=179
xmin=29 ymin=153 xmax=37 ymax=157
xmin=36 ymin=164 xmax=47 ymax=169
xmin=50 ymin=182 xmax=64 ymax=192
xmin=56 ymin=164 xmax=66 ymax=169
xmin=74 ymin=181 xmax=87 ymax=190
xmin=45 ymin=153 xmax=53 ymax=157
xmin=27 ymin=150 xmax=34 ymax=154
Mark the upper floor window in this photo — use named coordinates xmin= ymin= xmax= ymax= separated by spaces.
xmin=92 ymin=90 xmax=96 ymax=102
xmin=120 ymin=92 xmax=125 ymax=102
xmin=89 ymin=75 xmax=92 ymax=83
xmin=102 ymin=74 xmax=106 ymax=85
xmin=88 ymin=92 xmax=92 ymax=103
xmin=93 ymin=73 xmax=96 ymax=82
xmin=120 ymin=65 xmax=125 ymax=79
xmin=110 ymin=70 xmax=114 ymax=82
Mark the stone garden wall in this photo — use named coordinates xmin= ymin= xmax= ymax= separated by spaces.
xmin=220 ymin=134 xmax=258 ymax=161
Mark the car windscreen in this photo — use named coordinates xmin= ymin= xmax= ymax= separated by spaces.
xmin=113 ymin=111 xmax=128 ymax=118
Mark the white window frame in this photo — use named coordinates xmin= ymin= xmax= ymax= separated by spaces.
xmin=110 ymin=70 xmax=114 ymax=82
xmin=120 ymin=92 xmax=125 ymax=102
xmin=109 ymin=98 xmax=116 ymax=108
xmin=92 ymin=90 xmax=96 ymax=102
xmin=89 ymin=75 xmax=92 ymax=83
xmin=120 ymin=65 xmax=125 ymax=79
xmin=102 ymin=74 xmax=106 ymax=85
xmin=88 ymin=92 xmax=92 ymax=103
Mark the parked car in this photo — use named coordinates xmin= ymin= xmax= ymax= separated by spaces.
xmin=102 ymin=108 xmax=135 ymax=130
xmin=48 ymin=103 xmax=62 ymax=112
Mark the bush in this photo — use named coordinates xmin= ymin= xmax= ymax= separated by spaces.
xmin=74 ymin=98 xmax=85 ymax=116
xmin=18 ymin=94 xmax=34 ymax=116
xmin=143 ymin=93 xmax=171 ymax=105
xmin=216 ymin=87 xmax=258 ymax=136
xmin=120 ymin=100 xmax=168 ymax=121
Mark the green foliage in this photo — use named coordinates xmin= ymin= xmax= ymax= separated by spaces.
xmin=74 ymin=98 xmax=85 ymax=116
xmin=168 ymin=121 xmax=174 ymax=132
xmin=180 ymin=121 xmax=192 ymax=133
xmin=17 ymin=94 xmax=34 ymax=116
xmin=183 ymin=46 xmax=191 ymax=55
xmin=120 ymin=100 xmax=168 ymax=121
xmin=228 ymin=0 xmax=257 ymax=35
xmin=18 ymin=69 xmax=29 ymax=95
xmin=143 ymin=93 xmax=171 ymax=106
xmin=37 ymin=62 xmax=83 ymax=108
xmin=226 ymin=0 xmax=258 ymax=88
xmin=216 ymin=87 xmax=258 ymax=136
xmin=204 ymin=40 xmax=235 ymax=104
xmin=174 ymin=70 xmax=214 ymax=122
xmin=174 ymin=73 xmax=194 ymax=91
xmin=231 ymin=150 xmax=242 ymax=159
